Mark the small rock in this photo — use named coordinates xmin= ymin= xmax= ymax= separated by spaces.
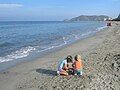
xmin=111 ymin=63 xmax=114 ymax=69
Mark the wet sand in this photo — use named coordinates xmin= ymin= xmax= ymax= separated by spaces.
xmin=0 ymin=22 xmax=120 ymax=90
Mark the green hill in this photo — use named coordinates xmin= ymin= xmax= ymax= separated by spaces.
xmin=64 ymin=15 xmax=110 ymax=22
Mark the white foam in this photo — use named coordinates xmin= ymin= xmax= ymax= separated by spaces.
xmin=72 ymin=34 xmax=79 ymax=40
xmin=81 ymin=26 xmax=107 ymax=37
xmin=81 ymin=31 xmax=93 ymax=37
xmin=97 ymin=26 xmax=107 ymax=31
xmin=38 ymin=43 xmax=65 ymax=53
xmin=0 ymin=46 xmax=36 ymax=63
xmin=62 ymin=36 xmax=67 ymax=44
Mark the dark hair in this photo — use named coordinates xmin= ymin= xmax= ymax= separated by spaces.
xmin=66 ymin=55 xmax=73 ymax=63
xmin=74 ymin=55 xmax=77 ymax=61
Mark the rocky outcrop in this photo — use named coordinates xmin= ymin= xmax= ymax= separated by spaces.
xmin=113 ymin=14 xmax=120 ymax=21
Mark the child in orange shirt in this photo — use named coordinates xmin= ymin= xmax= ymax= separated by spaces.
xmin=73 ymin=55 xmax=83 ymax=76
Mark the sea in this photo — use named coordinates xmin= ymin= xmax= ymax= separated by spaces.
xmin=0 ymin=21 xmax=106 ymax=71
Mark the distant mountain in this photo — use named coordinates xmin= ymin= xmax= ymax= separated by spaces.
xmin=113 ymin=14 xmax=120 ymax=21
xmin=64 ymin=15 xmax=110 ymax=22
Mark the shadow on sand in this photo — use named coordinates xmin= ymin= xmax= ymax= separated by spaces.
xmin=36 ymin=68 xmax=57 ymax=76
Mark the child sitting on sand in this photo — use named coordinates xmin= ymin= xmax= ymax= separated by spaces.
xmin=73 ymin=55 xmax=83 ymax=76
xmin=57 ymin=55 xmax=73 ymax=76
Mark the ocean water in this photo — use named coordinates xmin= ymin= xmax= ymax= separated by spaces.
xmin=0 ymin=21 xmax=106 ymax=70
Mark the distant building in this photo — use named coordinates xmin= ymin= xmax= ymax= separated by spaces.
xmin=104 ymin=18 xmax=107 ymax=21
xmin=104 ymin=17 xmax=112 ymax=21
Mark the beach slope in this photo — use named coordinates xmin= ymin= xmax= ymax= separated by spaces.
xmin=0 ymin=22 xmax=120 ymax=90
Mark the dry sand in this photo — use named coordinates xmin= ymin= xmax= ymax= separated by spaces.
xmin=0 ymin=22 xmax=120 ymax=90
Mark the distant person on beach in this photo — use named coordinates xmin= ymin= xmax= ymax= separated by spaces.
xmin=57 ymin=55 xmax=73 ymax=76
xmin=73 ymin=55 xmax=83 ymax=76
xmin=107 ymin=21 xmax=112 ymax=26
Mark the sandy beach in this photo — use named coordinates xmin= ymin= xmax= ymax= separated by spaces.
xmin=0 ymin=22 xmax=120 ymax=90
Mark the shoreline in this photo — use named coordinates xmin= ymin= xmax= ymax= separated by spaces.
xmin=0 ymin=22 xmax=120 ymax=90
xmin=0 ymin=25 xmax=106 ymax=72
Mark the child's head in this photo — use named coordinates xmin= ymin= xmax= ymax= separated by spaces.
xmin=66 ymin=55 xmax=73 ymax=63
xmin=74 ymin=55 xmax=81 ymax=61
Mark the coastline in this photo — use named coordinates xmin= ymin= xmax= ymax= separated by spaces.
xmin=0 ymin=21 xmax=120 ymax=90
xmin=0 ymin=23 xmax=106 ymax=72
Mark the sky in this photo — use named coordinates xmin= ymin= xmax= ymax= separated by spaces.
xmin=0 ymin=0 xmax=120 ymax=21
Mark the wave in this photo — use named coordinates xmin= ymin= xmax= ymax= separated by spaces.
xmin=81 ymin=26 xmax=107 ymax=37
xmin=0 ymin=42 xmax=13 ymax=48
xmin=97 ymin=26 xmax=107 ymax=31
xmin=0 ymin=25 xmax=107 ymax=63
xmin=81 ymin=31 xmax=93 ymax=37
xmin=38 ymin=42 xmax=66 ymax=53
xmin=0 ymin=46 xmax=36 ymax=63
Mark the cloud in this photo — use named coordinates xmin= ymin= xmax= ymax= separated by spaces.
xmin=0 ymin=4 xmax=23 ymax=8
